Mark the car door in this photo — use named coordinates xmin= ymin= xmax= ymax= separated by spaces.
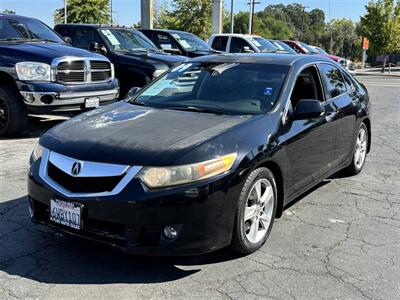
xmin=319 ymin=63 xmax=357 ymax=166
xmin=283 ymin=65 xmax=337 ymax=194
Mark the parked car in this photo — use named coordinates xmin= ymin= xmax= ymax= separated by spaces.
xmin=139 ymin=29 xmax=220 ymax=58
xmin=0 ymin=14 xmax=119 ymax=137
xmin=269 ymin=39 xmax=298 ymax=54
xmin=28 ymin=53 xmax=371 ymax=256
xmin=310 ymin=45 xmax=356 ymax=75
xmin=55 ymin=24 xmax=186 ymax=97
xmin=208 ymin=34 xmax=278 ymax=53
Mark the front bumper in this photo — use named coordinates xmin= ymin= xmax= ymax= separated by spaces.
xmin=17 ymin=79 xmax=119 ymax=115
xmin=27 ymin=159 xmax=241 ymax=256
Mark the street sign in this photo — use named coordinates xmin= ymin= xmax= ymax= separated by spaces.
xmin=362 ymin=37 xmax=369 ymax=50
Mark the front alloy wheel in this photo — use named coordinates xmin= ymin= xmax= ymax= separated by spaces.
xmin=231 ymin=167 xmax=277 ymax=254
xmin=345 ymin=122 xmax=369 ymax=175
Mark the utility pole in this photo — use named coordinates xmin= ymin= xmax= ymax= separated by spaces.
xmin=329 ymin=0 xmax=333 ymax=53
xmin=299 ymin=5 xmax=308 ymax=41
xmin=230 ymin=0 xmax=234 ymax=33
xmin=64 ymin=0 xmax=67 ymax=24
xmin=248 ymin=0 xmax=260 ymax=34
xmin=110 ymin=0 xmax=113 ymax=25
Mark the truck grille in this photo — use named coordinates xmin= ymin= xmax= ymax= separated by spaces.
xmin=55 ymin=59 xmax=112 ymax=84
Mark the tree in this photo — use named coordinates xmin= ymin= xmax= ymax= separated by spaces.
xmin=1 ymin=9 xmax=16 ymax=14
xmin=54 ymin=0 xmax=110 ymax=25
xmin=155 ymin=0 xmax=212 ymax=40
xmin=360 ymin=0 xmax=400 ymax=72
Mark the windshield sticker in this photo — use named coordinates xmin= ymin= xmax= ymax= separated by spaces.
xmin=264 ymin=87 xmax=273 ymax=96
xmin=171 ymin=63 xmax=193 ymax=73
xmin=101 ymin=30 xmax=120 ymax=46
xmin=253 ymin=40 xmax=262 ymax=47
xmin=180 ymin=39 xmax=191 ymax=49
xmin=142 ymin=79 xmax=174 ymax=96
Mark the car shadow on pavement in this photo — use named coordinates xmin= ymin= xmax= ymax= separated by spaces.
xmin=0 ymin=196 xmax=239 ymax=284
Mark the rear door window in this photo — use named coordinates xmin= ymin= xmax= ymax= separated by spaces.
xmin=319 ymin=63 xmax=347 ymax=99
xmin=211 ymin=36 xmax=228 ymax=51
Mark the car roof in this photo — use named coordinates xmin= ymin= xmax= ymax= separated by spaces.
xmin=187 ymin=53 xmax=333 ymax=66
xmin=55 ymin=24 xmax=134 ymax=30
xmin=0 ymin=14 xmax=40 ymax=21
xmin=210 ymin=33 xmax=261 ymax=38
xmin=139 ymin=28 xmax=194 ymax=35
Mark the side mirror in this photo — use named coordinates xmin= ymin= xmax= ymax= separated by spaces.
xmin=64 ymin=36 xmax=72 ymax=44
xmin=293 ymin=99 xmax=325 ymax=120
xmin=90 ymin=42 xmax=107 ymax=55
xmin=126 ymin=87 xmax=142 ymax=100
xmin=243 ymin=46 xmax=255 ymax=53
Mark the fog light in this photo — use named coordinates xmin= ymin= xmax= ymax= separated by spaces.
xmin=40 ymin=94 xmax=54 ymax=104
xmin=163 ymin=226 xmax=178 ymax=239
xmin=20 ymin=92 xmax=35 ymax=103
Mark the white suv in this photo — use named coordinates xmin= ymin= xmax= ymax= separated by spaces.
xmin=208 ymin=34 xmax=278 ymax=53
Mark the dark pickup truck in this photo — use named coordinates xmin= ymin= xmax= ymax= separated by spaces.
xmin=0 ymin=14 xmax=119 ymax=137
xmin=54 ymin=24 xmax=186 ymax=97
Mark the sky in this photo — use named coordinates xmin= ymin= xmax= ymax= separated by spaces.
xmin=0 ymin=0 xmax=369 ymax=27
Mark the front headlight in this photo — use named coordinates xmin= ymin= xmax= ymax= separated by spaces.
xmin=30 ymin=143 xmax=44 ymax=165
xmin=138 ymin=153 xmax=237 ymax=188
xmin=16 ymin=62 xmax=51 ymax=81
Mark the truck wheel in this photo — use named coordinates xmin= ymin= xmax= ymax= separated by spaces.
xmin=0 ymin=85 xmax=27 ymax=137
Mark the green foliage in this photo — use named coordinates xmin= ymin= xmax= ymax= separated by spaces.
xmin=155 ymin=0 xmax=212 ymax=40
xmin=54 ymin=0 xmax=110 ymax=25
xmin=360 ymin=0 xmax=400 ymax=55
xmin=1 ymin=9 xmax=16 ymax=14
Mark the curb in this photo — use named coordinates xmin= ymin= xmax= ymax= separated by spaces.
xmin=355 ymin=72 xmax=400 ymax=78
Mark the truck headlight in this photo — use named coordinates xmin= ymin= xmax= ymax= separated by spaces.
xmin=16 ymin=62 xmax=51 ymax=82
xmin=138 ymin=153 xmax=237 ymax=188
xmin=30 ymin=143 xmax=45 ymax=165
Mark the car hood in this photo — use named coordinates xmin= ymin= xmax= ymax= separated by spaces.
xmin=122 ymin=51 xmax=187 ymax=66
xmin=40 ymin=101 xmax=250 ymax=166
xmin=0 ymin=42 xmax=104 ymax=64
xmin=187 ymin=50 xmax=221 ymax=57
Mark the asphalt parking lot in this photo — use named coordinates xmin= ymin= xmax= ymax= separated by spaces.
xmin=0 ymin=75 xmax=399 ymax=300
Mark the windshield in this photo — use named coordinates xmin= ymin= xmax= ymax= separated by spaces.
xmin=315 ymin=47 xmax=328 ymax=54
xmin=271 ymin=40 xmax=297 ymax=54
xmin=132 ymin=62 xmax=288 ymax=115
xmin=171 ymin=32 xmax=211 ymax=51
xmin=99 ymin=28 xmax=158 ymax=52
xmin=299 ymin=42 xmax=319 ymax=54
xmin=250 ymin=37 xmax=278 ymax=52
xmin=0 ymin=17 xmax=64 ymax=42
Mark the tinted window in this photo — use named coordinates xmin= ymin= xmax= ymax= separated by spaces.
xmin=342 ymin=72 xmax=355 ymax=91
xmin=54 ymin=26 xmax=70 ymax=38
xmin=152 ymin=33 xmax=179 ymax=51
xmin=211 ymin=36 xmax=228 ymax=51
xmin=72 ymin=27 xmax=102 ymax=50
xmin=0 ymin=17 xmax=63 ymax=42
xmin=319 ymin=64 xmax=347 ymax=99
xmin=230 ymin=37 xmax=252 ymax=53
xmin=134 ymin=62 xmax=288 ymax=115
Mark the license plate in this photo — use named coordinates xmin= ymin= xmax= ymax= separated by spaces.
xmin=85 ymin=97 xmax=100 ymax=108
xmin=50 ymin=199 xmax=82 ymax=230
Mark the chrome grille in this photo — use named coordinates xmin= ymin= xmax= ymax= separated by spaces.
xmin=55 ymin=59 xmax=112 ymax=84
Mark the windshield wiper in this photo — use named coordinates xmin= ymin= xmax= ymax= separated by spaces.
xmin=166 ymin=106 xmax=226 ymax=115
xmin=30 ymin=38 xmax=59 ymax=43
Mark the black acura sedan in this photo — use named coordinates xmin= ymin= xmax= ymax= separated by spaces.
xmin=28 ymin=53 xmax=371 ymax=255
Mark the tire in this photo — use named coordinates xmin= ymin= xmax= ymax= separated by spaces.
xmin=0 ymin=85 xmax=27 ymax=137
xmin=344 ymin=122 xmax=368 ymax=176
xmin=230 ymin=167 xmax=278 ymax=255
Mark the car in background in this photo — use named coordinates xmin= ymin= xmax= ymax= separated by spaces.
xmin=269 ymin=40 xmax=298 ymax=54
xmin=139 ymin=29 xmax=220 ymax=58
xmin=208 ymin=34 xmax=279 ymax=53
xmin=0 ymin=14 xmax=119 ymax=137
xmin=310 ymin=45 xmax=356 ymax=75
xmin=28 ymin=53 xmax=371 ymax=256
xmin=55 ymin=24 xmax=186 ymax=97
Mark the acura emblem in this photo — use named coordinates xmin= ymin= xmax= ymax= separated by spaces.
xmin=71 ymin=162 xmax=82 ymax=176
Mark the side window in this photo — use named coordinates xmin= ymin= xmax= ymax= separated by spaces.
xmin=55 ymin=26 xmax=70 ymax=38
xmin=152 ymin=33 xmax=179 ymax=50
xmin=229 ymin=37 xmax=252 ymax=53
xmin=319 ymin=63 xmax=347 ymax=99
xmin=211 ymin=36 xmax=228 ymax=51
xmin=342 ymin=72 xmax=355 ymax=91
xmin=290 ymin=66 xmax=324 ymax=110
xmin=72 ymin=27 xmax=102 ymax=50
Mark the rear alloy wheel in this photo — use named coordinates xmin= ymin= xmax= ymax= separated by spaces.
xmin=231 ymin=167 xmax=277 ymax=254
xmin=0 ymin=86 xmax=27 ymax=137
xmin=345 ymin=123 xmax=368 ymax=175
